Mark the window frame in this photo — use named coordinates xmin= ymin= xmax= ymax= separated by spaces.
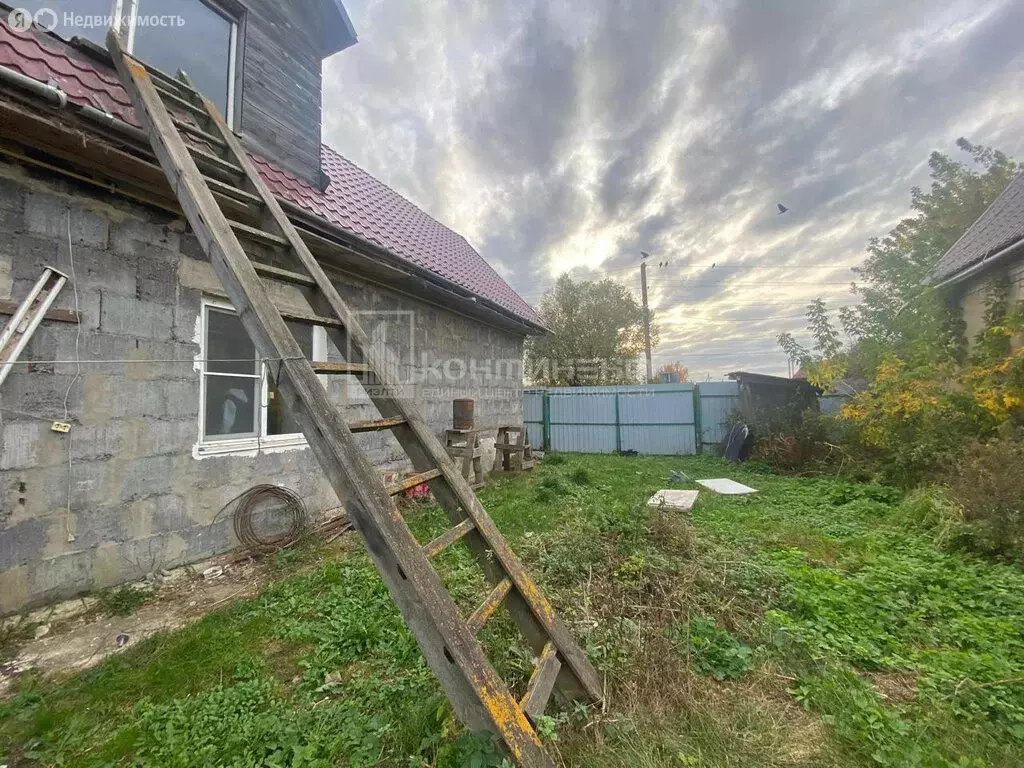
xmin=196 ymin=299 xmax=325 ymax=456
xmin=114 ymin=0 xmax=241 ymax=129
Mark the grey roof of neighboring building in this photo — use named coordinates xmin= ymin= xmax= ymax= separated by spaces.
xmin=933 ymin=172 xmax=1024 ymax=282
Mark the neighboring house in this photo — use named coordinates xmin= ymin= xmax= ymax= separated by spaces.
xmin=0 ymin=3 xmax=544 ymax=613
xmin=933 ymin=172 xmax=1024 ymax=348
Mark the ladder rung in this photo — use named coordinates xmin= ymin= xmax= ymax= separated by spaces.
xmin=252 ymin=261 xmax=315 ymax=287
xmin=466 ymin=577 xmax=513 ymax=635
xmin=311 ymin=361 xmax=371 ymax=375
xmin=386 ymin=469 xmax=442 ymax=496
xmin=205 ymin=176 xmax=262 ymax=208
xmin=174 ymin=118 xmax=226 ymax=149
xmin=190 ymin=147 xmax=244 ymax=179
xmin=229 ymin=219 xmax=288 ymax=248
xmin=154 ymin=83 xmax=209 ymax=120
xmin=145 ymin=63 xmax=200 ymax=97
xmin=423 ymin=518 xmax=475 ymax=559
xmin=279 ymin=310 xmax=344 ymax=328
xmin=348 ymin=417 xmax=407 ymax=434
xmin=520 ymin=642 xmax=561 ymax=722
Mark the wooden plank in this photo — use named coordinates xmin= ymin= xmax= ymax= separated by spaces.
xmin=311 ymin=361 xmax=371 ymax=375
xmin=174 ymin=118 xmax=226 ymax=149
xmin=189 ymin=146 xmax=244 ymax=179
xmin=107 ymin=38 xmax=558 ymax=768
xmin=467 ymin=578 xmax=513 ymax=635
xmin=447 ymin=447 xmax=485 ymax=460
xmin=277 ymin=309 xmax=343 ymax=328
xmin=228 ymin=219 xmax=289 ymax=248
xmin=386 ymin=469 xmax=442 ymax=496
xmin=153 ymin=83 xmax=209 ymax=119
xmin=251 ymin=261 xmax=315 ymax=287
xmin=0 ymin=300 xmax=79 ymax=324
xmin=520 ymin=643 xmax=561 ymax=722
xmin=144 ymin=63 xmax=200 ymax=98
xmin=348 ymin=417 xmax=406 ymax=434
xmin=423 ymin=518 xmax=475 ymax=559
xmin=205 ymin=175 xmax=262 ymax=207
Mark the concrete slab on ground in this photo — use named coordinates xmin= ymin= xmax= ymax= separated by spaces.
xmin=697 ymin=478 xmax=758 ymax=495
xmin=647 ymin=489 xmax=700 ymax=512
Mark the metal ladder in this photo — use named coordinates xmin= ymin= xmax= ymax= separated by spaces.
xmin=0 ymin=267 xmax=69 ymax=388
xmin=106 ymin=30 xmax=601 ymax=768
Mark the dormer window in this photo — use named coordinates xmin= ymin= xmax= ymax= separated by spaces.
xmin=17 ymin=0 xmax=239 ymax=125
xmin=129 ymin=0 xmax=238 ymax=121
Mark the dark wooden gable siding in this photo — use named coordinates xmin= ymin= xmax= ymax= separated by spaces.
xmin=237 ymin=0 xmax=325 ymax=186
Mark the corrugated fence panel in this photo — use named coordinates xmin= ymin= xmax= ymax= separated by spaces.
xmin=548 ymin=390 xmax=618 ymax=453
xmin=618 ymin=387 xmax=696 ymax=455
xmin=529 ymin=385 xmax=697 ymax=455
xmin=525 ymin=383 xmax=853 ymax=455
xmin=697 ymin=381 xmax=740 ymax=450
xmin=523 ymin=390 xmax=545 ymax=448
xmin=620 ymin=425 xmax=697 ymax=454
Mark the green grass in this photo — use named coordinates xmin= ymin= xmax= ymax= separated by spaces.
xmin=2 ymin=455 xmax=1023 ymax=767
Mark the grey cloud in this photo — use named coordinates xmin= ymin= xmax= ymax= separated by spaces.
xmin=322 ymin=0 xmax=1024 ymax=379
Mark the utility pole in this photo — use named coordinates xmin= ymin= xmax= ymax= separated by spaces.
xmin=639 ymin=252 xmax=653 ymax=384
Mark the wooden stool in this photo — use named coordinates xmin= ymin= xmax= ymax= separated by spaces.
xmin=493 ymin=425 xmax=534 ymax=473
xmin=446 ymin=428 xmax=486 ymax=489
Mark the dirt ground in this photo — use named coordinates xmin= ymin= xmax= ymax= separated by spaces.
xmin=2 ymin=552 xmax=290 ymax=697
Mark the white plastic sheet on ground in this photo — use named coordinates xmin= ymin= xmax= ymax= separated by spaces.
xmin=696 ymin=478 xmax=758 ymax=495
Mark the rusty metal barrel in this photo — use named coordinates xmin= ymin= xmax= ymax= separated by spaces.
xmin=453 ymin=398 xmax=475 ymax=431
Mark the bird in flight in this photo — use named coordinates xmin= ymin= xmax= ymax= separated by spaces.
xmin=777 ymin=203 xmax=789 ymax=215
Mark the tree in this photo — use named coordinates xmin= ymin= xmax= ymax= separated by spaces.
xmin=659 ymin=361 xmax=689 ymax=382
xmin=525 ymin=275 xmax=658 ymax=386
xmin=780 ymin=139 xmax=1018 ymax=385
xmin=776 ymin=139 xmax=1022 ymax=481
xmin=778 ymin=299 xmax=849 ymax=390
xmin=840 ymin=138 xmax=1017 ymax=368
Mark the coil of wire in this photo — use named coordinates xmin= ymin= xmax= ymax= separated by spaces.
xmin=225 ymin=484 xmax=309 ymax=554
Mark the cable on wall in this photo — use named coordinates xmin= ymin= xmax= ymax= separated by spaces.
xmin=64 ymin=210 xmax=82 ymax=544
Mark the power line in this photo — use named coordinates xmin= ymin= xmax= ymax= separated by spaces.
xmin=515 ymin=281 xmax=856 ymax=300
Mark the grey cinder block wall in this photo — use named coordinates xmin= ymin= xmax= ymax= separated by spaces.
xmin=0 ymin=160 xmax=525 ymax=614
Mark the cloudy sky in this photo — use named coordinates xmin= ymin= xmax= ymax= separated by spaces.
xmin=322 ymin=0 xmax=1024 ymax=380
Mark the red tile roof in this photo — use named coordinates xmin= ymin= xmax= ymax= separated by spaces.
xmin=0 ymin=21 xmax=542 ymax=328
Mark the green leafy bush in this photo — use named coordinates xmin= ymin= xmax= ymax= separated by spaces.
xmin=669 ymin=617 xmax=752 ymax=681
xmin=947 ymin=437 xmax=1024 ymax=561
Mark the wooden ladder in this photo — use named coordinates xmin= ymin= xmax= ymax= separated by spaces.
xmin=106 ymin=31 xmax=601 ymax=768
xmin=0 ymin=267 xmax=68 ymax=388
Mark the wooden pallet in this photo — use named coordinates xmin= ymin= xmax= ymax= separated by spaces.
xmin=106 ymin=28 xmax=599 ymax=768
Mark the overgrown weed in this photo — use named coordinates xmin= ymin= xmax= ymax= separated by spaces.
xmin=3 ymin=455 xmax=1023 ymax=767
